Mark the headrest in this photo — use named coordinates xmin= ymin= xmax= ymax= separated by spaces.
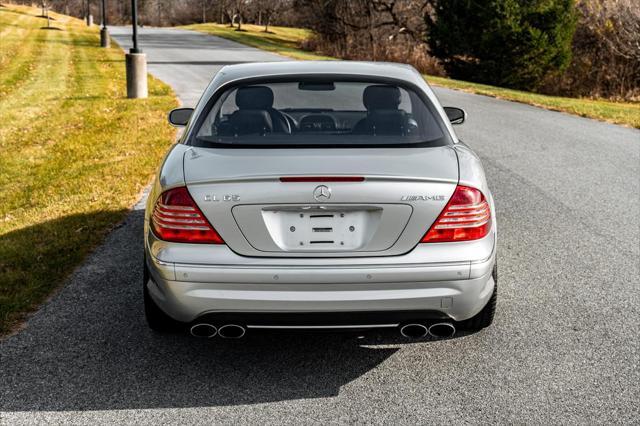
xmin=230 ymin=110 xmax=273 ymax=135
xmin=363 ymin=85 xmax=401 ymax=110
xmin=236 ymin=86 xmax=274 ymax=109
xmin=368 ymin=110 xmax=407 ymax=135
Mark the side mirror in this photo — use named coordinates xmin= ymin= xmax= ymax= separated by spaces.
xmin=444 ymin=107 xmax=466 ymax=125
xmin=168 ymin=108 xmax=193 ymax=126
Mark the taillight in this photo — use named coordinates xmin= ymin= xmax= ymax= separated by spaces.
xmin=151 ymin=187 xmax=224 ymax=244
xmin=421 ymin=185 xmax=491 ymax=243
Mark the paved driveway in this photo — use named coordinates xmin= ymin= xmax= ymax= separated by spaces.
xmin=1 ymin=27 xmax=638 ymax=424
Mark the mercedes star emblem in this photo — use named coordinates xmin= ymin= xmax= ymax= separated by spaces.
xmin=313 ymin=185 xmax=331 ymax=201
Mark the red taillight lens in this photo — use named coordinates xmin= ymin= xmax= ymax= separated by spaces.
xmin=421 ymin=185 xmax=491 ymax=243
xmin=151 ymin=187 xmax=224 ymax=244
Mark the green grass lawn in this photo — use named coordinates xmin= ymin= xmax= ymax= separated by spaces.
xmin=426 ymin=75 xmax=640 ymax=128
xmin=0 ymin=5 xmax=178 ymax=335
xmin=186 ymin=23 xmax=639 ymax=129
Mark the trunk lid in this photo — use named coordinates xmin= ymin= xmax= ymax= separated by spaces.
xmin=184 ymin=146 xmax=458 ymax=257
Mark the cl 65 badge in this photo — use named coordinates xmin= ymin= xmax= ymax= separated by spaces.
xmin=203 ymin=194 xmax=240 ymax=202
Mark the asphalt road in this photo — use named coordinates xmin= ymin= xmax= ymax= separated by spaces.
xmin=1 ymin=27 xmax=638 ymax=425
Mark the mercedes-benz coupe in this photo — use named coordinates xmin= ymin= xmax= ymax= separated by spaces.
xmin=143 ymin=61 xmax=497 ymax=340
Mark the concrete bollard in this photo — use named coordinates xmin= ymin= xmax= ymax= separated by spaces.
xmin=86 ymin=14 xmax=93 ymax=26
xmin=126 ymin=53 xmax=148 ymax=99
xmin=100 ymin=28 xmax=110 ymax=48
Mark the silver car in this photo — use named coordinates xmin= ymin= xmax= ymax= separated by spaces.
xmin=144 ymin=61 xmax=497 ymax=339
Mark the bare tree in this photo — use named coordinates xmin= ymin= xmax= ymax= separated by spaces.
xmin=259 ymin=0 xmax=286 ymax=33
xmin=232 ymin=0 xmax=248 ymax=30
xmin=218 ymin=0 xmax=235 ymax=26
xmin=292 ymin=0 xmax=437 ymax=72
xmin=582 ymin=0 xmax=640 ymax=61
xmin=551 ymin=0 xmax=640 ymax=99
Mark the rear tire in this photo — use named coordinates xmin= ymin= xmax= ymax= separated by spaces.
xmin=143 ymin=256 xmax=181 ymax=333
xmin=459 ymin=261 xmax=497 ymax=331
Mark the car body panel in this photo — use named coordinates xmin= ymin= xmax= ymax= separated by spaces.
xmin=147 ymin=229 xmax=495 ymax=267
xmin=146 ymin=249 xmax=495 ymax=323
xmin=182 ymin=145 xmax=458 ymax=183
xmin=181 ymin=145 xmax=459 ymax=257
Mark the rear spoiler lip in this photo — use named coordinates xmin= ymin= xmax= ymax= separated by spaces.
xmin=184 ymin=175 xmax=458 ymax=185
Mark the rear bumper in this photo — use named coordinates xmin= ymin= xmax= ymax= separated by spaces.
xmin=145 ymin=245 xmax=496 ymax=324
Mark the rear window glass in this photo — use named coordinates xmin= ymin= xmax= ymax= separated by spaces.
xmin=192 ymin=81 xmax=451 ymax=148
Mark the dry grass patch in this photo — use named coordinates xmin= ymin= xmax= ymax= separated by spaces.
xmin=0 ymin=4 xmax=178 ymax=335
xmin=181 ymin=23 xmax=334 ymax=61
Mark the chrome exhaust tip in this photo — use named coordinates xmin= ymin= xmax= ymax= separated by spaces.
xmin=400 ymin=323 xmax=429 ymax=339
xmin=218 ymin=324 xmax=246 ymax=339
xmin=428 ymin=322 xmax=456 ymax=338
xmin=190 ymin=323 xmax=217 ymax=338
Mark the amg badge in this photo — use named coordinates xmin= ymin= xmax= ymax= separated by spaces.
xmin=401 ymin=195 xmax=446 ymax=201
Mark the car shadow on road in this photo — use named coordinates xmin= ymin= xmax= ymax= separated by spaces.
xmin=0 ymin=209 xmax=459 ymax=412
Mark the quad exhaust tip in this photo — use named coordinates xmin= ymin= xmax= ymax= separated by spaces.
xmin=428 ymin=322 xmax=456 ymax=338
xmin=218 ymin=324 xmax=246 ymax=339
xmin=190 ymin=323 xmax=246 ymax=339
xmin=191 ymin=322 xmax=452 ymax=339
xmin=190 ymin=323 xmax=217 ymax=338
xmin=400 ymin=323 xmax=429 ymax=339
xmin=400 ymin=322 xmax=456 ymax=339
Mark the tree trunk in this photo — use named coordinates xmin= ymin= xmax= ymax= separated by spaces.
xmin=368 ymin=1 xmax=376 ymax=61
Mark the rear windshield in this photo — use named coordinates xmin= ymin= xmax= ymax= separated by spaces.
xmin=192 ymin=81 xmax=451 ymax=148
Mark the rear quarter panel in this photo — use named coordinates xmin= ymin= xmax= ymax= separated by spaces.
xmin=454 ymin=142 xmax=497 ymax=237
xmin=144 ymin=143 xmax=190 ymax=238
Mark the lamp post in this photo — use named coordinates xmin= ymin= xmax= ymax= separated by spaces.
xmin=44 ymin=2 xmax=51 ymax=28
xmin=85 ymin=0 xmax=93 ymax=26
xmin=125 ymin=0 xmax=148 ymax=98
xmin=100 ymin=0 xmax=110 ymax=48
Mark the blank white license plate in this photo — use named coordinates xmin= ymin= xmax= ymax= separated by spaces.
xmin=263 ymin=209 xmax=373 ymax=251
